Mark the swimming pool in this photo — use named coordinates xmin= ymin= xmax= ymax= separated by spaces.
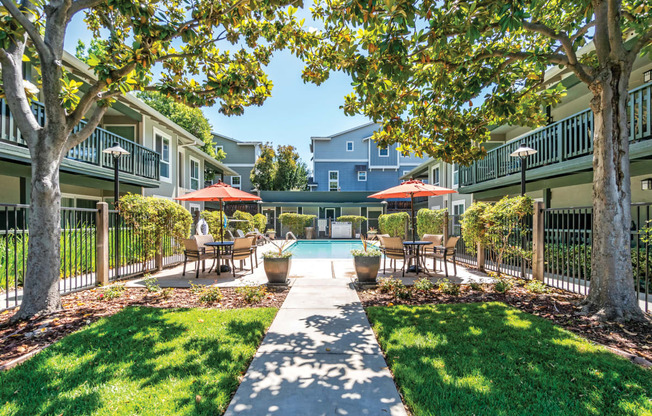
xmin=286 ymin=240 xmax=379 ymax=259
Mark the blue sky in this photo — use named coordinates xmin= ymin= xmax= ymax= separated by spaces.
xmin=64 ymin=11 xmax=370 ymax=166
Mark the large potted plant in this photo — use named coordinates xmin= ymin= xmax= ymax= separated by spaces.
xmin=351 ymin=238 xmax=382 ymax=283
xmin=263 ymin=241 xmax=292 ymax=285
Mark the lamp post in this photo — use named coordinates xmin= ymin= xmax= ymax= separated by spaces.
xmin=103 ymin=143 xmax=130 ymax=279
xmin=510 ymin=144 xmax=537 ymax=278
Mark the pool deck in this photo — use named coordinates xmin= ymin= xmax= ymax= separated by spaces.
xmin=125 ymin=240 xmax=494 ymax=289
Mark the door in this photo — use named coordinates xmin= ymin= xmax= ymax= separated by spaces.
xmin=367 ymin=208 xmax=383 ymax=233
xmin=325 ymin=208 xmax=336 ymax=237
xmin=262 ymin=208 xmax=276 ymax=233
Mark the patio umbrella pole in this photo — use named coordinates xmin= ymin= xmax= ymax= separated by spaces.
xmin=220 ymin=198 xmax=224 ymax=243
xmin=410 ymin=193 xmax=416 ymax=242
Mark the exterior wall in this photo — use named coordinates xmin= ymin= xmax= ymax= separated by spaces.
xmin=312 ymin=123 xmax=427 ymax=192
xmin=225 ymin=166 xmax=255 ymax=192
xmin=0 ymin=175 xmax=21 ymax=204
xmin=212 ymin=134 xmax=258 ymax=191
xmin=424 ymin=161 xmax=473 ymax=213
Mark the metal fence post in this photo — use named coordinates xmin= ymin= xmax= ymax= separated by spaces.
xmin=532 ymin=201 xmax=545 ymax=282
xmin=443 ymin=211 xmax=449 ymax=244
xmin=96 ymin=202 xmax=109 ymax=286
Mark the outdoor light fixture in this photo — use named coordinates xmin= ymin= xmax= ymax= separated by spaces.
xmin=509 ymin=144 xmax=537 ymax=279
xmin=642 ymin=179 xmax=652 ymax=191
xmin=103 ymin=142 xmax=130 ymax=279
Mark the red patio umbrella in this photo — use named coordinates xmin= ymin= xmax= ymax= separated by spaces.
xmin=175 ymin=180 xmax=261 ymax=242
xmin=368 ymin=179 xmax=457 ymax=241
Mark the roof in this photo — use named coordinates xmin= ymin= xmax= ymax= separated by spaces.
xmin=212 ymin=132 xmax=262 ymax=147
xmin=399 ymin=158 xmax=434 ymax=180
xmin=310 ymin=122 xmax=378 ymax=142
xmin=186 ymin=146 xmax=238 ymax=176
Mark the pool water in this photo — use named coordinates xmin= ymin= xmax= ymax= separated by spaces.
xmin=286 ymin=240 xmax=378 ymax=259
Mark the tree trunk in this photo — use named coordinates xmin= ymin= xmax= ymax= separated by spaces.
xmin=585 ymin=67 xmax=645 ymax=321
xmin=12 ymin=143 xmax=63 ymax=320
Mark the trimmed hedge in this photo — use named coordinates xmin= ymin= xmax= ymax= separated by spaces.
xmin=278 ymin=213 xmax=316 ymax=237
xmin=232 ymin=210 xmax=255 ymax=234
xmin=253 ymin=213 xmax=267 ymax=233
xmin=416 ymin=208 xmax=447 ymax=239
xmin=201 ymin=210 xmax=228 ymax=240
xmin=378 ymin=212 xmax=410 ymax=238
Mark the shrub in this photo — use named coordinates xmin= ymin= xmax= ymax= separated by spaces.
xmin=189 ymin=281 xmax=206 ymax=294
xmin=351 ymin=249 xmax=382 ymax=257
xmin=198 ymin=286 xmax=223 ymax=304
xmin=525 ymin=279 xmax=550 ymax=293
xmin=99 ymin=284 xmax=125 ymax=301
xmin=378 ymin=212 xmax=410 ymax=238
xmin=236 ymin=284 xmax=268 ymax=304
xmin=201 ymin=210 xmax=228 ymax=240
xmin=143 ymin=275 xmax=160 ymax=292
xmin=438 ymin=279 xmax=460 ymax=296
xmin=413 ymin=277 xmax=434 ymax=292
xmin=278 ymin=213 xmax=316 ymax=237
xmin=161 ymin=287 xmax=174 ymax=299
xmin=494 ymin=278 xmax=513 ymax=293
xmin=395 ymin=285 xmax=412 ymax=299
xmin=378 ymin=277 xmax=404 ymax=293
xmin=119 ymin=194 xmax=192 ymax=269
xmin=416 ymin=208 xmax=447 ymax=239
xmin=233 ymin=210 xmax=255 ymax=234
xmin=469 ymin=282 xmax=483 ymax=291
xmin=253 ymin=213 xmax=267 ymax=233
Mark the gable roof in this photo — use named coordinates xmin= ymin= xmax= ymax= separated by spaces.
xmin=212 ymin=132 xmax=262 ymax=146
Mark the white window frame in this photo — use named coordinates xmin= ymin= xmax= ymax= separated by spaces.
xmin=189 ymin=203 xmax=201 ymax=215
xmin=61 ymin=193 xmax=101 ymax=208
xmin=346 ymin=141 xmax=354 ymax=152
xmin=433 ymin=166 xmax=440 ymax=186
xmin=378 ymin=146 xmax=389 ymax=157
xmin=358 ymin=171 xmax=367 ymax=181
xmin=154 ymin=127 xmax=172 ymax=183
xmin=452 ymin=200 xmax=465 ymax=216
xmin=231 ymin=175 xmax=242 ymax=189
xmin=452 ymin=164 xmax=459 ymax=189
xmin=189 ymin=156 xmax=200 ymax=191
xmin=214 ymin=145 xmax=223 ymax=154
xmin=328 ymin=170 xmax=339 ymax=192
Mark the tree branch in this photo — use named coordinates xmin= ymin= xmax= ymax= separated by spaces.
xmin=0 ymin=45 xmax=41 ymax=147
xmin=67 ymin=0 xmax=103 ymax=19
xmin=66 ymin=104 xmax=107 ymax=149
xmin=0 ymin=0 xmax=52 ymax=60
xmin=627 ymin=27 xmax=652 ymax=64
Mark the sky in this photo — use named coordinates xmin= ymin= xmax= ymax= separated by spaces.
xmin=63 ymin=10 xmax=370 ymax=166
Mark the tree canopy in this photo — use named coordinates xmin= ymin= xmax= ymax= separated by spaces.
xmin=302 ymin=0 xmax=652 ymax=164
xmin=250 ymin=143 xmax=309 ymax=190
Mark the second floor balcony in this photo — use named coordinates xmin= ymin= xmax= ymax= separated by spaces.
xmin=459 ymin=82 xmax=652 ymax=194
xmin=1 ymin=99 xmax=160 ymax=187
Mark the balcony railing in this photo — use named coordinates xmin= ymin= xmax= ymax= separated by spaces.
xmin=1 ymin=99 xmax=160 ymax=181
xmin=460 ymin=82 xmax=652 ymax=188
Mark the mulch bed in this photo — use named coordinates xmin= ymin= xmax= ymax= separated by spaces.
xmin=358 ymin=282 xmax=652 ymax=364
xmin=0 ymin=285 xmax=288 ymax=369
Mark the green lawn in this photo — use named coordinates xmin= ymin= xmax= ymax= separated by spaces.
xmin=0 ymin=307 xmax=277 ymax=416
xmin=367 ymin=302 xmax=652 ymax=416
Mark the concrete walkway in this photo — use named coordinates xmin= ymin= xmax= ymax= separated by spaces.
xmin=225 ymin=271 xmax=408 ymax=415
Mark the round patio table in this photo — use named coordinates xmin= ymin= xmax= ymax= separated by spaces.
xmin=402 ymin=240 xmax=433 ymax=274
xmin=205 ymin=241 xmax=234 ymax=275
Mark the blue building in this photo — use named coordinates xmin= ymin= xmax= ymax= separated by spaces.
xmin=310 ymin=123 xmax=426 ymax=192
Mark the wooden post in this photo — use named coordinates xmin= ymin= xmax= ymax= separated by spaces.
xmin=96 ymin=202 xmax=109 ymax=286
xmin=532 ymin=201 xmax=545 ymax=282
xmin=443 ymin=211 xmax=449 ymax=244
xmin=477 ymin=243 xmax=485 ymax=271
xmin=155 ymin=240 xmax=163 ymax=272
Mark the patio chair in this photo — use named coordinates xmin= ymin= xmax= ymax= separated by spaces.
xmin=422 ymin=234 xmax=443 ymax=266
xmin=254 ymin=228 xmax=272 ymax=244
xmin=224 ymin=229 xmax=235 ymax=241
xmin=182 ymin=238 xmax=216 ymax=279
xmin=236 ymin=229 xmax=246 ymax=238
xmin=245 ymin=232 xmax=260 ymax=267
xmin=431 ymin=236 xmax=459 ymax=277
xmin=228 ymin=237 xmax=256 ymax=278
xmin=382 ymin=237 xmax=410 ymax=277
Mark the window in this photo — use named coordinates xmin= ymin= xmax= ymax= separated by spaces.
xmin=433 ymin=166 xmax=440 ymax=186
xmin=346 ymin=141 xmax=354 ymax=152
xmin=358 ymin=171 xmax=367 ymax=181
xmin=231 ymin=175 xmax=241 ymax=189
xmin=155 ymin=130 xmax=171 ymax=182
xmin=379 ymin=146 xmax=389 ymax=157
xmin=328 ymin=171 xmax=339 ymax=191
xmin=452 ymin=164 xmax=459 ymax=189
xmin=453 ymin=201 xmax=465 ymax=216
xmin=214 ymin=145 xmax=223 ymax=154
xmin=189 ymin=157 xmax=200 ymax=190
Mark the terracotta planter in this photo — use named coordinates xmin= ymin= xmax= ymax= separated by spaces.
xmin=353 ymin=256 xmax=381 ymax=283
xmin=264 ymin=257 xmax=292 ymax=284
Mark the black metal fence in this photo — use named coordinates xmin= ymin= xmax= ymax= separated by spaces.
xmin=448 ymin=215 xmax=478 ymax=267
xmin=543 ymin=203 xmax=651 ymax=312
xmin=1 ymin=204 xmax=185 ymax=311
